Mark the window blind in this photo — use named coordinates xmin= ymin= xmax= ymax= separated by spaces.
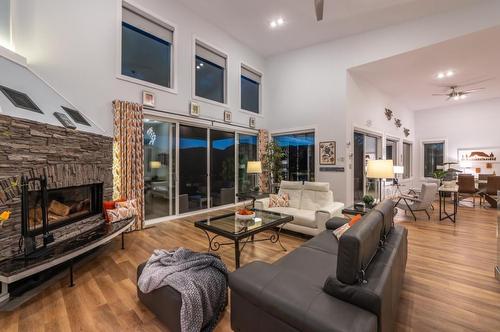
xmin=196 ymin=43 xmax=226 ymax=68
xmin=123 ymin=7 xmax=173 ymax=44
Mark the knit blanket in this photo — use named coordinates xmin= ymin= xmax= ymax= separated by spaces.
xmin=138 ymin=248 xmax=228 ymax=332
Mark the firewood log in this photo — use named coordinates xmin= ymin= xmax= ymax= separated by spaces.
xmin=48 ymin=200 xmax=71 ymax=216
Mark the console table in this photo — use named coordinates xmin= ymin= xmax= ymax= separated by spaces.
xmin=0 ymin=217 xmax=134 ymax=304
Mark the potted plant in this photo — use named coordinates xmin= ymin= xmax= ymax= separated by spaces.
xmin=433 ymin=169 xmax=446 ymax=185
xmin=362 ymin=195 xmax=375 ymax=208
xmin=261 ymin=141 xmax=286 ymax=193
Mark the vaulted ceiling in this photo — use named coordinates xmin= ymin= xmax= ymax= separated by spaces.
xmin=179 ymin=0 xmax=482 ymax=57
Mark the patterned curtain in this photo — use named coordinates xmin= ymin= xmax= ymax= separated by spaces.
xmin=258 ymin=129 xmax=270 ymax=192
xmin=112 ymin=100 xmax=144 ymax=230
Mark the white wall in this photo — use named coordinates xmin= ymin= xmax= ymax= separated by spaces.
xmin=347 ymin=73 xmax=416 ymax=177
xmin=11 ymin=0 xmax=266 ymax=136
xmin=415 ymin=97 xmax=500 ymax=178
xmin=0 ymin=0 xmax=10 ymax=49
xmin=264 ymin=0 xmax=500 ymax=204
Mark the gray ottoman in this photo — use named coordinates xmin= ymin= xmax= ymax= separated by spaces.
xmin=137 ymin=262 xmax=182 ymax=332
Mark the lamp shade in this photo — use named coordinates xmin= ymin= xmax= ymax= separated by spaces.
xmin=367 ymin=160 xmax=394 ymax=179
xmin=393 ymin=165 xmax=404 ymax=175
xmin=150 ymin=161 xmax=161 ymax=169
xmin=247 ymin=161 xmax=262 ymax=174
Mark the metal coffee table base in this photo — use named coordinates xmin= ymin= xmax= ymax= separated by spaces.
xmin=201 ymin=225 xmax=287 ymax=269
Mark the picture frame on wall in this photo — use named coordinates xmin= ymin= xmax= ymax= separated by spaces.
xmin=190 ymin=101 xmax=200 ymax=117
xmin=142 ymin=91 xmax=155 ymax=107
xmin=319 ymin=141 xmax=336 ymax=165
xmin=224 ymin=110 xmax=232 ymax=123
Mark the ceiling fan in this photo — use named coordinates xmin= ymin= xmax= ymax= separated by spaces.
xmin=432 ymin=85 xmax=485 ymax=101
xmin=314 ymin=0 xmax=324 ymax=21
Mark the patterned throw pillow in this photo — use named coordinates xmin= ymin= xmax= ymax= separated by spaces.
xmin=333 ymin=223 xmax=350 ymax=240
xmin=116 ymin=199 xmax=138 ymax=218
xmin=268 ymin=194 xmax=290 ymax=208
xmin=106 ymin=207 xmax=130 ymax=223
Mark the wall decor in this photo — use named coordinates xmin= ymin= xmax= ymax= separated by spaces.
xmin=458 ymin=147 xmax=498 ymax=161
xmin=249 ymin=117 xmax=256 ymax=128
xmin=394 ymin=118 xmax=402 ymax=128
xmin=366 ymin=120 xmax=372 ymax=127
xmin=319 ymin=141 xmax=336 ymax=165
xmin=384 ymin=108 xmax=393 ymax=120
xmin=190 ymin=101 xmax=200 ymax=117
xmin=486 ymin=163 xmax=493 ymax=169
xmin=403 ymin=128 xmax=410 ymax=137
xmin=142 ymin=91 xmax=155 ymax=107
xmin=223 ymin=110 xmax=232 ymax=123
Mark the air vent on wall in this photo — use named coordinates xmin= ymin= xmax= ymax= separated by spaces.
xmin=62 ymin=106 xmax=91 ymax=126
xmin=0 ymin=85 xmax=43 ymax=114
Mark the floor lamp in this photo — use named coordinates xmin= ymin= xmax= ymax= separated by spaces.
xmin=246 ymin=161 xmax=262 ymax=207
xmin=367 ymin=160 xmax=394 ymax=203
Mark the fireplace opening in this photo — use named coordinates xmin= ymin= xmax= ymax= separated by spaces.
xmin=23 ymin=182 xmax=103 ymax=237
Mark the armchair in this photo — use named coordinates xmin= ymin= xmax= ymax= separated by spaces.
xmin=395 ymin=183 xmax=437 ymax=221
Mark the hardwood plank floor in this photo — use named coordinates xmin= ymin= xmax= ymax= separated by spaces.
xmin=1 ymin=201 xmax=499 ymax=331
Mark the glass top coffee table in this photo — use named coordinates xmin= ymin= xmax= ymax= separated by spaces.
xmin=194 ymin=209 xmax=293 ymax=268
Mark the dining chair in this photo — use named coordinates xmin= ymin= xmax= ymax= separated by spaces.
xmin=478 ymin=174 xmax=491 ymax=191
xmin=479 ymin=176 xmax=500 ymax=208
xmin=457 ymin=174 xmax=479 ymax=206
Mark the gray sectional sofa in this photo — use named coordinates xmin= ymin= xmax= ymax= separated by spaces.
xmin=229 ymin=199 xmax=407 ymax=332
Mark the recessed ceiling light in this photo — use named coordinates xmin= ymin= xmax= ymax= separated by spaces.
xmin=196 ymin=65 xmax=200 ymax=70
xmin=200 ymin=63 xmax=204 ymax=67
xmin=460 ymin=94 xmax=467 ymax=99
xmin=446 ymin=70 xmax=454 ymax=77
xmin=453 ymin=96 xmax=460 ymax=101
xmin=277 ymin=17 xmax=284 ymax=25
xmin=270 ymin=21 xmax=277 ymax=28
xmin=437 ymin=72 xmax=445 ymax=79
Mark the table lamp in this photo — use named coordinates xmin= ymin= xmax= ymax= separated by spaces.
xmin=247 ymin=161 xmax=262 ymax=191
xmin=367 ymin=159 xmax=394 ymax=203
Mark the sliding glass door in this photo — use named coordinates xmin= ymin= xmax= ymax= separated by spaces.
xmin=179 ymin=125 xmax=208 ymax=213
xmin=144 ymin=119 xmax=176 ymax=220
xmin=210 ymin=130 xmax=235 ymax=207
xmin=353 ymin=131 xmax=381 ymax=201
xmin=238 ymin=134 xmax=258 ymax=198
xmin=144 ymin=118 xmax=258 ymax=220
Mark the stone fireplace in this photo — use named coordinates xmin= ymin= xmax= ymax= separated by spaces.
xmin=0 ymin=114 xmax=113 ymax=259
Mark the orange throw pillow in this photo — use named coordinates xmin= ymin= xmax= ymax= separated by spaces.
xmin=348 ymin=214 xmax=362 ymax=226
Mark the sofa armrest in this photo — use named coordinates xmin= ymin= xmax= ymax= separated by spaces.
xmin=316 ymin=202 xmax=345 ymax=231
xmin=254 ymin=198 xmax=269 ymax=210
xmin=325 ymin=217 xmax=349 ymax=230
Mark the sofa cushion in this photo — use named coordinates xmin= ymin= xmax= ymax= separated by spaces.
xmin=302 ymin=230 xmax=339 ymax=255
xmin=336 ymin=210 xmax=383 ymax=285
xmin=303 ymin=181 xmax=329 ymax=192
xmin=301 ymin=189 xmax=333 ymax=210
xmin=267 ymin=207 xmax=317 ymax=228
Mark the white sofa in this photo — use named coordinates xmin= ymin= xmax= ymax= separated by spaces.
xmin=255 ymin=181 xmax=344 ymax=236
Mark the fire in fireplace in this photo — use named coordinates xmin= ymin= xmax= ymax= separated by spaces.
xmin=21 ymin=176 xmax=103 ymax=254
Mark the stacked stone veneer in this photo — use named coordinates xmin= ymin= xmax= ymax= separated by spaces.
xmin=0 ymin=114 xmax=112 ymax=259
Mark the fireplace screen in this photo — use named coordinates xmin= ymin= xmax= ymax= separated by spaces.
xmin=25 ymin=183 xmax=103 ymax=235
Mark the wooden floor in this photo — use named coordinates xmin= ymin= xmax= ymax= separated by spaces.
xmin=1 ymin=200 xmax=499 ymax=332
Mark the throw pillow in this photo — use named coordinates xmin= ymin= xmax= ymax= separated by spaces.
xmin=333 ymin=223 xmax=350 ymax=240
xmin=106 ymin=207 xmax=130 ymax=223
xmin=348 ymin=214 xmax=362 ymax=226
xmin=116 ymin=199 xmax=138 ymax=218
xmin=269 ymin=194 xmax=290 ymax=208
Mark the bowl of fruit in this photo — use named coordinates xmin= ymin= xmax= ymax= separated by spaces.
xmin=235 ymin=208 xmax=256 ymax=221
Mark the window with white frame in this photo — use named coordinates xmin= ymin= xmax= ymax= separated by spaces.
xmin=403 ymin=142 xmax=412 ymax=179
xmin=195 ymin=42 xmax=226 ymax=104
xmin=423 ymin=141 xmax=444 ymax=178
xmin=241 ymin=65 xmax=261 ymax=114
xmin=386 ymin=138 xmax=398 ymax=163
xmin=121 ymin=5 xmax=174 ymax=88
